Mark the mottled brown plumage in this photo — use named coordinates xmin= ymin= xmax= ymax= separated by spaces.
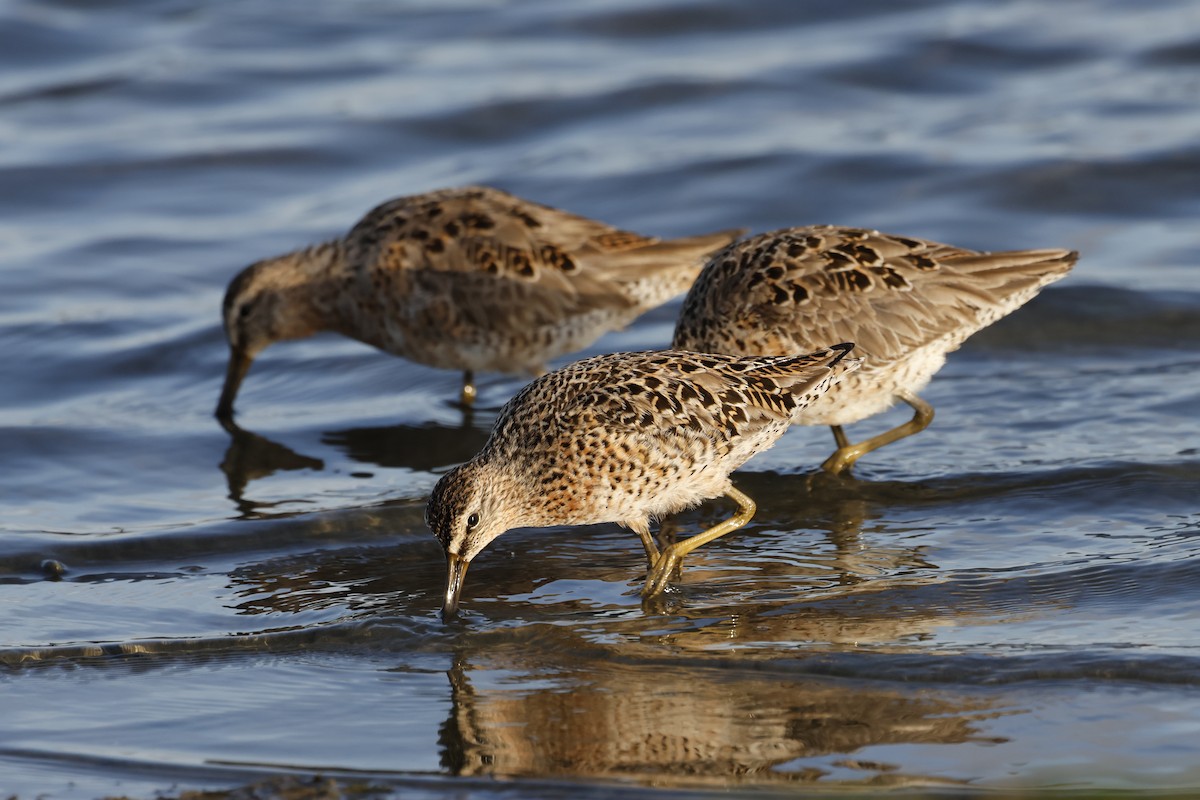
xmin=672 ymin=226 xmax=1078 ymax=472
xmin=425 ymin=345 xmax=861 ymax=619
xmin=217 ymin=186 xmax=742 ymax=417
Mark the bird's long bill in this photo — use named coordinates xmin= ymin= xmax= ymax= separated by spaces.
xmin=441 ymin=553 xmax=470 ymax=622
xmin=215 ymin=348 xmax=252 ymax=420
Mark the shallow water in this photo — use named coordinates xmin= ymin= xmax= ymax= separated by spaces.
xmin=3 ymin=1 xmax=1200 ymax=797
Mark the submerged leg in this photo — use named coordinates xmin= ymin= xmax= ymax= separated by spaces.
xmin=820 ymin=390 xmax=934 ymax=474
xmin=460 ymin=370 xmax=477 ymax=407
xmin=642 ymin=487 xmax=757 ymax=597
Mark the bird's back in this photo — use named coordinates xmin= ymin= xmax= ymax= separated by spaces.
xmin=673 ymin=226 xmax=1076 ymax=425
xmin=335 ymin=186 xmax=741 ymax=373
xmin=483 ymin=347 xmax=859 ymax=527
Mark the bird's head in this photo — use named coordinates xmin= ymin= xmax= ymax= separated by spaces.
xmin=216 ymin=249 xmax=332 ymax=419
xmin=425 ymin=458 xmax=522 ymax=621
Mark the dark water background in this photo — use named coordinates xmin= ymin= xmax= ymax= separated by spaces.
xmin=3 ymin=1 xmax=1200 ymax=797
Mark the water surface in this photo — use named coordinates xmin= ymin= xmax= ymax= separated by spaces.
xmin=3 ymin=1 xmax=1200 ymax=797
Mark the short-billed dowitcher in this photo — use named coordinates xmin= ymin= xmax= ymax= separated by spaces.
xmin=425 ymin=345 xmax=860 ymax=619
xmin=672 ymin=226 xmax=1077 ymax=473
xmin=217 ymin=186 xmax=742 ymax=417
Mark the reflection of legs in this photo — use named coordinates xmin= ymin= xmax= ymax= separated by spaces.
xmin=642 ymin=487 xmax=756 ymax=597
xmin=460 ymin=370 xmax=477 ymax=407
xmin=821 ymin=390 xmax=934 ymax=474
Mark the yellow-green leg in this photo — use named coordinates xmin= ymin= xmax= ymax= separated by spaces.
xmin=460 ymin=370 xmax=477 ymax=407
xmin=820 ymin=390 xmax=934 ymax=474
xmin=629 ymin=520 xmax=661 ymax=569
xmin=642 ymin=486 xmax=757 ymax=597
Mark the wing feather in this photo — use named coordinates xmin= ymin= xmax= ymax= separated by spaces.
xmin=675 ymin=226 xmax=1077 ymax=361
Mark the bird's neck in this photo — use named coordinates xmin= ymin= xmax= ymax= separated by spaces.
xmin=289 ymin=239 xmax=347 ymax=282
xmin=269 ymin=239 xmax=352 ymax=336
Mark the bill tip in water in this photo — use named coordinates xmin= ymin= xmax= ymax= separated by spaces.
xmin=440 ymin=552 xmax=469 ymax=623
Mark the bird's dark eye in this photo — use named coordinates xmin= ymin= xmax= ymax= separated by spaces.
xmin=466 ymin=513 xmax=479 ymax=530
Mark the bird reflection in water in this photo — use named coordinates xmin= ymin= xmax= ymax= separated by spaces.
xmin=319 ymin=414 xmax=489 ymax=472
xmin=218 ymin=413 xmax=489 ymax=518
xmin=437 ymin=633 xmax=1003 ymax=789
xmin=218 ymin=416 xmax=325 ymax=518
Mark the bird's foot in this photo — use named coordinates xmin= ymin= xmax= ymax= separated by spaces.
xmin=642 ymin=549 xmax=682 ymax=598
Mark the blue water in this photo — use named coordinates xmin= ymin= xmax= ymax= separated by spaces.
xmin=3 ymin=1 xmax=1200 ymax=797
